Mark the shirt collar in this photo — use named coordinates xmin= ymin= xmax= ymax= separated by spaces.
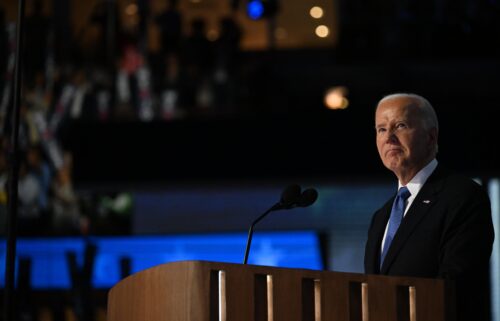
xmin=398 ymin=159 xmax=438 ymax=197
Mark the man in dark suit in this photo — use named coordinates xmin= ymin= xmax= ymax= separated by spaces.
xmin=364 ymin=93 xmax=494 ymax=321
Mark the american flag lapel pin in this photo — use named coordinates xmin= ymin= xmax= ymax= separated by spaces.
xmin=423 ymin=200 xmax=431 ymax=204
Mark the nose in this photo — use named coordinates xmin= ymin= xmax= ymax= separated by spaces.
xmin=386 ymin=130 xmax=399 ymax=144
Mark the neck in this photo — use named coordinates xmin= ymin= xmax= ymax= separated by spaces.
xmin=396 ymin=157 xmax=435 ymax=185
xmin=397 ymin=171 xmax=417 ymax=186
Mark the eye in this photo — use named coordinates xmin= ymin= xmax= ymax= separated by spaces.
xmin=376 ymin=127 xmax=386 ymax=134
xmin=396 ymin=122 xmax=407 ymax=129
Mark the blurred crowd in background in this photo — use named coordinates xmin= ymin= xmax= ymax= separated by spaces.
xmin=0 ymin=137 xmax=133 ymax=236
xmin=0 ymin=0 xmax=244 ymax=236
xmin=1 ymin=0 xmax=244 ymax=125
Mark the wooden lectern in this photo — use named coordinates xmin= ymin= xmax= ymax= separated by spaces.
xmin=107 ymin=260 xmax=455 ymax=321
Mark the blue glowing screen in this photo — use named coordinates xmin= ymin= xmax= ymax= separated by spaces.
xmin=0 ymin=231 xmax=323 ymax=289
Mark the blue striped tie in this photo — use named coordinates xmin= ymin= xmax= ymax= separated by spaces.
xmin=380 ymin=186 xmax=411 ymax=268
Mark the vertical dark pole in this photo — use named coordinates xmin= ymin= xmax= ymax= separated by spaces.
xmin=4 ymin=0 xmax=25 ymax=320
xmin=106 ymin=0 xmax=116 ymax=66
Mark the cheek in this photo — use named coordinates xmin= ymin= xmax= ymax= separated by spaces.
xmin=406 ymin=136 xmax=423 ymax=155
xmin=376 ymin=134 xmax=385 ymax=147
xmin=376 ymin=139 xmax=384 ymax=155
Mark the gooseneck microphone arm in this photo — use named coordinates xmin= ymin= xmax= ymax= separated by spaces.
xmin=242 ymin=184 xmax=318 ymax=265
xmin=243 ymin=203 xmax=281 ymax=265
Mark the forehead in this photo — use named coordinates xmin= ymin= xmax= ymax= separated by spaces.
xmin=375 ymin=97 xmax=419 ymax=124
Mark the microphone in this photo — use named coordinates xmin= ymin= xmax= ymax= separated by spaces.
xmin=272 ymin=184 xmax=302 ymax=210
xmin=298 ymin=188 xmax=318 ymax=207
xmin=243 ymin=185 xmax=318 ymax=264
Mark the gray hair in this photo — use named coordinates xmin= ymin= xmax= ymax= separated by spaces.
xmin=378 ymin=93 xmax=439 ymax=155
xmin=378 ymin=93 xmax=439 ymax=131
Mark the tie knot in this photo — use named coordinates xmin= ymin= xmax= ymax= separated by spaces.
xmin=398 ymin=186 xmax=411 ymax=200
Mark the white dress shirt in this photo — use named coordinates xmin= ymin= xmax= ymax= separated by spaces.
xmin=380 ymin=158 xmax=438 ymax=254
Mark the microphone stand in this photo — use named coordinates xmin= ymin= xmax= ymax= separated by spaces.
xmin=242 ymin=187 xmax=318 ymax=265
xmin=243 ymin=203 xmax=281 ymax=265
xmin=4 ymin=1 xmax=25 ymax=320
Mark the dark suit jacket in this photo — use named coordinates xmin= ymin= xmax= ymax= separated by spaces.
xmin=365 ymin=165 xmax=494 ymax=321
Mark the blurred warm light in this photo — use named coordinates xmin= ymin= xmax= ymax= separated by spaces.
xmin=310 ymin=6 xmax=324 ymax=19
xmin=315 ymin=25 xmax=329 ymax=38
xmin=207 ymin=29 xmax=219 ymax=41
xmin=190 ymin=0 xmax=202 ymax=2
xmin=275 ymin=27 xmax=288 ymax=40
xmin=324 ymin=86 xmax=349 ymax=110
xmin=125 ymin=3 xmax=138 ymax=16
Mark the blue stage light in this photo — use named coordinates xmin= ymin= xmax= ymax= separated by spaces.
xmin=247 ymin=0 xmax=264 ymax=20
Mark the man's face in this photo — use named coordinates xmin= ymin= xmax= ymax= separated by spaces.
xmin=375 ymin=97 xmax=436 ymax=179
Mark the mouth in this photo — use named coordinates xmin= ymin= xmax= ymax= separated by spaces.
xmin=385 ymin=148 xmax=403 ymax=157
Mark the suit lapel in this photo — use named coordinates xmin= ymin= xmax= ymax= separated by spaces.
xmin=380 ymin=166 xmax=447 ymax=274
xmin=366 ymin=199 xmax=394 ymax=273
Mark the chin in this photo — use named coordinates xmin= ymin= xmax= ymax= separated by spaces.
xmin=384 ymin=159 xmax=402 ymax=172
